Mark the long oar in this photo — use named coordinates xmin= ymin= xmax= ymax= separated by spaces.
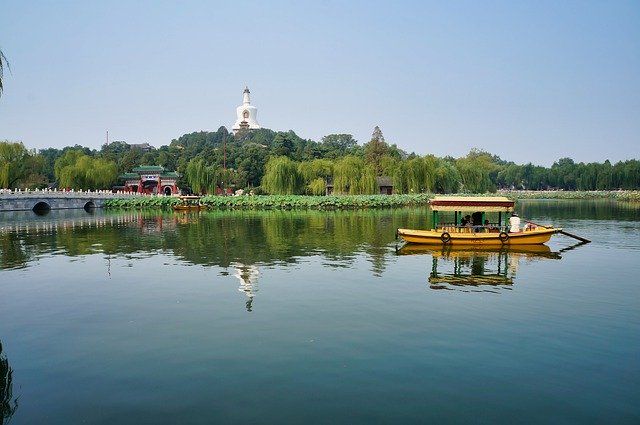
xmin=524 ymin=219 xmax=591 ymax=243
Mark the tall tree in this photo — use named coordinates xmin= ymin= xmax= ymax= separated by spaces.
xmin=333 ymin=156 xmax=366 ymax=195
xmin=54 ymin=149 xmax=118 ymax=190
xmin=235 ymin=143 xmax=268 ymax=188
xmin=320 ymin=134 xmax=358 ymax=159
xmin=261 ymin=156 xmax=303 ymax=195
xmin=298 ymin=159 xmax=333 ymax=195
xmin=0 ymin=141 xmax=44 ymax=188
xmin=184 ymin=158 xmax=220 ymax=194
xmin=364 ymin=126 xmax=389 ymax=174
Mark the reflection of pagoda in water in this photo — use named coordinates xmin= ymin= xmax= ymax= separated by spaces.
xmin=232 ymin=263 xmax=259 ymax=311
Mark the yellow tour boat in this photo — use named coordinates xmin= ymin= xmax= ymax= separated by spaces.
xmin=396 ymin=196 xmax=562 ymax=246
xmin=172 ymin=195 xmax=207 ymax=211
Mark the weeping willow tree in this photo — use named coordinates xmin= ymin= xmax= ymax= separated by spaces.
xmin=298 ymin=159 xmax=333 ymax=195
xmin=435 ymin=160 xmax=461 ymax=193
xmin=307 ymin=178 xmax=327 ymax=195
xmin=456 ymin=151 xmax=497 ymax=193
xmin=380 ymin=156 xmax=406 ymax=194
xmin=54 ymin=149 xmax=118 ymax=190
xmin=0 ymin=141 xmax=30 ymax=188
xmin=261 ymin=156 xmax=303 ymax=194
xmin=404 ymin=157 xmax=424 ymax=193
xmin=401 ymin=155 xmax=440 ymax=193
xmin=358 ymin=165 xmax=378 ymax=194
xmin=184 ymin=158 xmax=220 ymax=194
xmin=333 ymin=156 xmax=364 ymax=194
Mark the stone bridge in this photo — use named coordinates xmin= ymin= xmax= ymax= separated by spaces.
xmin=0 ymin=190 xmax=148 ymax=212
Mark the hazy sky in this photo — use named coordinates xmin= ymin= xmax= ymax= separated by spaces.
xmin=1 ymin=0 xmax=638 ymax=166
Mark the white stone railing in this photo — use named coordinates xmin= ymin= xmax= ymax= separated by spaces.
xmin=0 ymin=188 xmax=173 ymax=198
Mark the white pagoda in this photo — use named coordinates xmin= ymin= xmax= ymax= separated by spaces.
xmin=232 ymin=86 xmax=260 ymax=133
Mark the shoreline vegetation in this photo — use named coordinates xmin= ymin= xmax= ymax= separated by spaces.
xmin=103 ymin=190 xmax=640 ymax=210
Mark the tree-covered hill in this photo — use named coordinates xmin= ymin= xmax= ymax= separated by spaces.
xmin=2 ymin=125 xmax=640 ymax=194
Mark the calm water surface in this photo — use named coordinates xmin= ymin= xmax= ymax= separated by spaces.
xmin=1 ymin=200 xmax=639 ymax=424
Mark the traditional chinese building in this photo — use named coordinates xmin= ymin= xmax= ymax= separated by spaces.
xmin=232 ymin=86 xmax=260 ymax=133
xmin=119 ymin=166 xmax=180 ymax=195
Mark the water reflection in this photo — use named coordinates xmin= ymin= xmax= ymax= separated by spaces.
xmin=0 ymin=341 xmax=18 ymax=425
xmin=233 ymin=263 xmax=259 ymax=312
xmin=397 ymin=245 xmax=562 ymax=292
xmin=0 ymin=209 xmax=419 ymax=271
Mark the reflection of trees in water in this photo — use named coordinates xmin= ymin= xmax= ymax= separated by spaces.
xmin=0 ymin=208 xmax=429 ymax=276
xmin=0 ymin=341 xmax=18 ymax=424
xmin=518 ymin=199 xmax=640 ymax=222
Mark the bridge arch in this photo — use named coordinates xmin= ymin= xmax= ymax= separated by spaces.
xmin=83 ymin=201 xmax=96 ymax=212
xmin=32 ymin=201 xmax=51 ymax=215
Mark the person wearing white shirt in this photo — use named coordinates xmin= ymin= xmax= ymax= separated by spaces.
xmin=509 ymin=212 xmax=521 ymax=233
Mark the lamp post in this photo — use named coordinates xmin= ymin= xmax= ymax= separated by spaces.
xmin=222 ymin=127 xmax=227 ymax=195
xmin=223 ymin=127 xmax=227 ymax=172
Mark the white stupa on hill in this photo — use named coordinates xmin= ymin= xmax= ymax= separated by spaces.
xmin=232 ymin=86 xmax=260 ymax=133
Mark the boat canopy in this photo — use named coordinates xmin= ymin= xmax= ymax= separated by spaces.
xmin=429 ymin=196 xmax=514 ymax=213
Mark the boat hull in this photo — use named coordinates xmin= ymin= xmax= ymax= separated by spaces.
xmin=397 ymin=227 xmax=560 ymax=246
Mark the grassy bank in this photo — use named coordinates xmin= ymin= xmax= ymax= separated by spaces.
xmin=103 ymin=191 xmax=640 ymax=210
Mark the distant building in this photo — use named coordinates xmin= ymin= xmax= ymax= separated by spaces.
xmin=128 ymin=142 xmax=155 ymax=152
xmin=118 ymin=166 xmax=179 ymax=195
xmin=376 ymin=176 xmax=394 ymax=195
xmin=232 ymin=86 xmax=260 ymax=133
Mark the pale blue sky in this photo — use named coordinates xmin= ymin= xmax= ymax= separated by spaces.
xmin=1 ymin=0 xmax=638 ymax=166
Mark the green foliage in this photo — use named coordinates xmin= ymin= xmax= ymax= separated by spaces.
xmin=298 ymin=159 xmax=333 ymax=182
xmin=434 ymin=160 xmax=461 ymax=193
xmin=1 ymin=340 xmax=18 ymax=423
xmin=0 ymin=141 xmax=46 ymax=188
xmin=54 ymin=149 xmax=118 ymax=190
xmin=333 ymin=156 xmax=365 ymax=194
xmin=456 ymin=150 xmax=498 ymax=193
xmin=307 ymin=178 xmax=327 ymax=195
xmin=261 ymin=156 xmax=303 ymax=195
xmin=234 ymin=143 xmax=268 ymax=187
xmin=299 ymin=159 xmax=333 ymax=195
xmin=320 ymin=134 xmax=359 ymax=159
xmin=184 ymin=158 xmax=220 ymax=194
xmin=364 ymin=126 xmax=389 ymax=174
xmin=105 ymin=194 xmax=432 ymax=210
xmin=7 ymin=119 xmax=640 ymax=194
xmin=359 ymin=165 xmax=378 ymax=194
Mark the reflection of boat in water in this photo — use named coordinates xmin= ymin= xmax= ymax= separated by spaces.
xmin=397 ymin=244 xmax=562 ymax=291
xmin=172 ymin=196 xmax=207 ymax=211
xmin=397 ymin=196 xmax=562 ymax=246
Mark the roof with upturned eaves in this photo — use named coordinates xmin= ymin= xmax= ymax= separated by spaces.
xmin=132 ymin=166 xmax=165 ymax=173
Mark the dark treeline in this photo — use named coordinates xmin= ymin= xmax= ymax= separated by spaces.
xmin=2 ymin=126 xmax=639 ymax=194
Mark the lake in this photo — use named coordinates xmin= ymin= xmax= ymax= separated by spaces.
xmin=1 ymin=200 xmax=639 ymax=424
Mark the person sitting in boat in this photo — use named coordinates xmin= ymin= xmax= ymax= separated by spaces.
xmin=471 ymin=212 xmax=483 ymax=232
xmin=484 ymin=219 xmax=498 ymax=232
xmin=509 ymin=212 xmax=521 ymax=233
xmin=460 ymin=215 xmax=471 ymax=231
